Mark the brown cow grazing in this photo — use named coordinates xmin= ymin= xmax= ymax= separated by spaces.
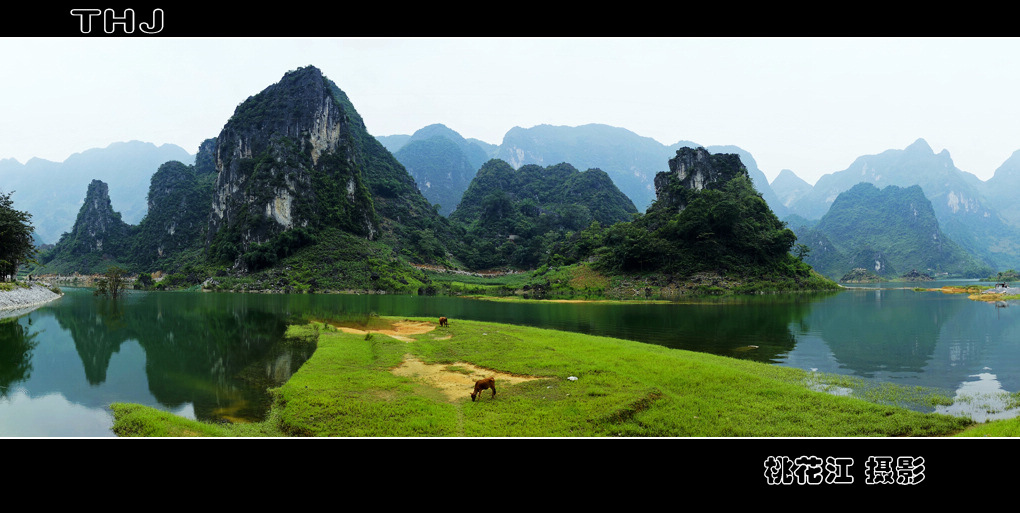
xmin=439 ymin=316 xmax=448 ymax=327
xmin=471 ymin=377 xmax=496 ymax=401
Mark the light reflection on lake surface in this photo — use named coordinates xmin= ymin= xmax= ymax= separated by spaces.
xmin=1 ymin=282 xmax=1017 ymax=436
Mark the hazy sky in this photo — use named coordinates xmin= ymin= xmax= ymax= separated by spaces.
xmin=2 ymin=37 xmax=1019 ymax=185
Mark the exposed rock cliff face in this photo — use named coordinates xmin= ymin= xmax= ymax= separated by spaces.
xmin=597 ymin=146 xmax=802 ymax=279
xmin=208 ymin=66 xmax=378 ymax=267
xmin=651 ymin=147 xmax=747 ymax=214
xmin=40 ymin=179 xmax=133 ymax=273
xmin=2 ymin=141 xmax=193 ymax=245
xmin=68 ymin=180 xmax=131 ymax=254
xmin=37 ymin=66 xmax=463 ymax=281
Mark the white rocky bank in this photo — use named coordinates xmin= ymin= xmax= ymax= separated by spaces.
xmin=0 ymin=283 xmax=63 ymax=312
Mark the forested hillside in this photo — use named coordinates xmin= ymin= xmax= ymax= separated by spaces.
xmin=29 ymin=66 xmax=835 ymax=297
xmin=1 ymin=141 xmax=193 ymax=245
xmin=449 ymin=159 xmax=637 ymax=269
xmin=786 ymin=139 xmax=1020 ymax=270
xmin=792 ymin=183 xmax=993 ymax=279
xmin=394 ymin=136 xmax=477 ymax=216
xmin=38 ymin=180 xmax=135 ymax=274
xmin=593 ymin=147 xmax=804 ymax=281
xmin=36 ymin=66 xmax=465 ymax=293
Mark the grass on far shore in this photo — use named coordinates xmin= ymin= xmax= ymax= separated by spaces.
xmin=919 ymin=284 xmax=1020 ymax=303
xmin=109 ymin=315 xmax=1007 ymax=437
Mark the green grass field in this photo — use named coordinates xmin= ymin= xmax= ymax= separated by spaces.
xmin=110 ymin=315 xmax=1001 ymax=437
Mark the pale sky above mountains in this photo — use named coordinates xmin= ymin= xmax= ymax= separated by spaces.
xmin=2 ymin=36 xmax=1019 ymax=185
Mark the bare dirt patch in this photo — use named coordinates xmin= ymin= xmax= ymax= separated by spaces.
xmin=332 ymin=319 xmax=437 ymax=342
xmin=391 ymin=355 xmax=545 ymax=402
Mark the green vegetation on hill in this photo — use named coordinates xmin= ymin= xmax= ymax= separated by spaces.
xmin=789 ymin=139 xmax=1020 ymax=271
xmin=131 ymin=160 xmax=215 ymax=272
xmin=435 ymin=148 xmax=836 ymax=299
xmin=394 ymin=135 xmax=477 ymax=217
xmin=35 ymin=67 xmax=466 ymax=290
xmin=510 ymin=148 xmax=837 ymax=297
xmin=30 ymin=68 xmax=834 ymax=298
xmin=207 ymin=69 xmax=379 ymax=270
xmin=36 ymin=142 xmax=218 ymax=277
xmin=981 ymin=269 xmax=1020 ymax=282
xmin=38 ymin=180 xmax=135 ymax=274
xmin=607 ymin=174 xmax=797 ymax=276
xmin=387 ymin=124 xmax=496 ymax=219
xmin=202 ymin=227 xmax=433 ymax=294
xmin=576 ymin=172 xmax=826 ymax=296
xmin=358 ymin=139 xmax=465 ymax=267
xmin=2 ymin=141 xmax=194 ymax=246
xmin=450 ymin=160 xmax=638 ymax=270
xmin=796 ymin=183 xmax=993 ymax=280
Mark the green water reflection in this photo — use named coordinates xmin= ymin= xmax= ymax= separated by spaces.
xmin=0 ymin=288 xmax=316 ymax=435
xmin=1 ymin=284 xmax=1018 ymax=435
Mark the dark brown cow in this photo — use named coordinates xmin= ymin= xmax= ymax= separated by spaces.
xmin=439 ymin=316 xmax=448 ymax=327
xmin=471 ymin=377 xmax=496 ymax=401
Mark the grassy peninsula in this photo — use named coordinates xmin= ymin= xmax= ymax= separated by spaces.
xmin=111 ymin=315 xmax=976 ymax=437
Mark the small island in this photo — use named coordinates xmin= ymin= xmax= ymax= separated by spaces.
xmin=901 ymin=269 xmax=934 ymax=282
xmin=839 ymin=267 xmax=885 ymax=283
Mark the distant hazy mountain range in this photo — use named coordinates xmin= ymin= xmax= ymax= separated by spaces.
xmin=379 ymin=124 xmax=498 ymax=217
xmin=792 ymin=182 xmax=993 ymax=279
xmin=9 ymin=120 xmax=1020 ymax=276
xmin=383 ymin=127 xmax=1020 ymax=275
xmin=381 ymin=123 xmax=786 ymax=218
xmin=0 ymin=141 xmax=194 ymax=245
xmin=778 ymin=138 xmax=1020 ymax=271
xmin=770 ymin=168 xmax=813 ymax=210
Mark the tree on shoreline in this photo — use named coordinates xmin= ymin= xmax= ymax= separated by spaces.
xmin=0 ymin=190 xmax=36 ymax=282
xmin=94 ymin=266 xmax=128 ymax=299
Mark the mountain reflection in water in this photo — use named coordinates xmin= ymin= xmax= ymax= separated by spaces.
xmin=1 ymin=283 xmax=1017 ymax=435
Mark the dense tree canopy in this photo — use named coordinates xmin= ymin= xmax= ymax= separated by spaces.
xmin=93 ymin=266 xmax=128 ymax=299
xmin=596 ymin=174 xmax=798 ymax=276
xmin=449 ymin=160 xmax=638 ymax=269
xmin=0 ymin=190 xmax=36 ymax=281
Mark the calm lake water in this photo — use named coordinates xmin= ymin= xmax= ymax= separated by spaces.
xmin=1 ymin=282 xmax=1017 ymax=436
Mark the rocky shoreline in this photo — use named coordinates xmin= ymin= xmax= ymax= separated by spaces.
xmin=0 ymin=283 xmax=63 ymax=314
xmin=979 ymin=285 xmax=1020 ymax=298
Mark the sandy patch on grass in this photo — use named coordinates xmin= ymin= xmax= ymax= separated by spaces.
xmin=334 ymin=320 xmax=437 ymax=342
xmin=391 ymin=355 xmax=544 ymax=402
